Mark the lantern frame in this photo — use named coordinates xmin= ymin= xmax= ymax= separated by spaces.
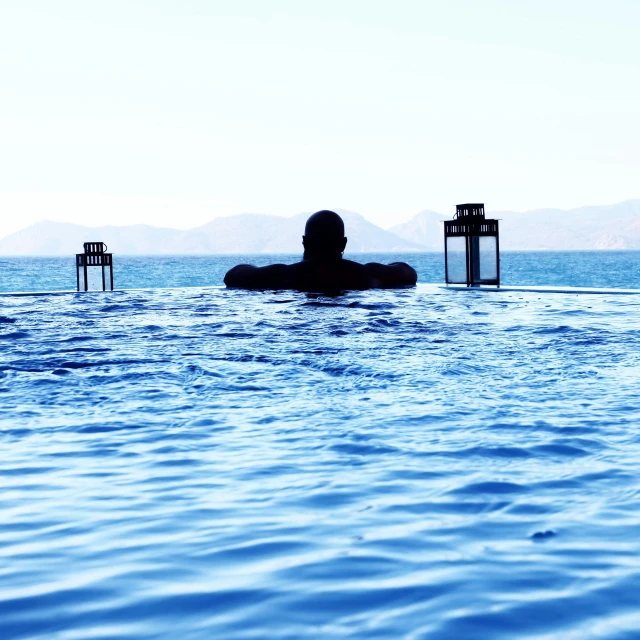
xmin=444 ymin=203 xmax=500 ymax=286
xmin=76 ymin=242 xmax=114 ymax=292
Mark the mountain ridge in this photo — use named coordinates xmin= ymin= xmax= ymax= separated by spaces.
xmin=0 ymin=209 xmax=424 ymax=256
xmin=1 ymin=200 xmax=640 ymax=255
xmin=389 ymin=200 xmax=640 ymax=251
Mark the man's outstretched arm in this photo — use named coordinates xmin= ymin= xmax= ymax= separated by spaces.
xmin=224 ymin=264 xmax=292 ymax=289
xmin=364 ymin=262 xmax=418 ymax=288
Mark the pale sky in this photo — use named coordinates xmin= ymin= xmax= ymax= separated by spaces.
xmin=1 ymin=0 xmax=639 ymax=238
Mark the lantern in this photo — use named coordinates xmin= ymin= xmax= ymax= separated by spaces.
xmin=444 ymin=203 xmax=500 ymax=286
xmin=76 ymin=242 xmax=114 ymax=292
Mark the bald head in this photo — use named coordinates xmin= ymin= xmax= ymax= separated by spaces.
xmin=303 ymin=210 xmax=347 ymax=260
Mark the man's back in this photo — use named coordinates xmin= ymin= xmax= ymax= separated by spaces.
xmin=224 ymin=258 xmax=416 ymax=291
xmin=288 ymin=259 xmax=371 ymax=291
xmin=223 ymin=210 xmax=417 ymax=292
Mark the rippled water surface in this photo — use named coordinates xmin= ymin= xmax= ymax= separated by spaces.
xmin=2 ymin=285 xmax=640 ymax=639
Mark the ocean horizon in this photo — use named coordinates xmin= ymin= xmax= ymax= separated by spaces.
xmin=2 ymin=251 xmax=640 ymax=293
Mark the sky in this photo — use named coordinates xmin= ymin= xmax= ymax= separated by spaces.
xmin=1 ymin=0 xmax=639 ymax=238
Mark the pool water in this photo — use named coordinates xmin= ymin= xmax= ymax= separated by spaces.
xmin=1 ymin=285 xmax=640 ymax=638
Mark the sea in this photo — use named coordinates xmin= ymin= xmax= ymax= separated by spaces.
xmin=1 ymin=252 xmax=640 ymax=639
xmin=1 ymin=251 xmax=640 ymax=292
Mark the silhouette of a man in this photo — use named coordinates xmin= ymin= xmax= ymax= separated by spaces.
xmin=224 ymin=210 xmax=417 ymax=291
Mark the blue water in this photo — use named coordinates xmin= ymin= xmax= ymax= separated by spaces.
xmin=2 ymin=251 xmax=640 ymax=292
xmin=2 ymin=283 xmax=640 ymax=639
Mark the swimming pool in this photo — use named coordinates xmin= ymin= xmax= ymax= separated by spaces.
xmin=1 ymin=284 xmax=639 ymax=638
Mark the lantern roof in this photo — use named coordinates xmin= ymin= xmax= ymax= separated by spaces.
xmin=83 ymin=242 xmax=108 ymax=255
xmin=455 ymin=203 xmax=485 ymax=219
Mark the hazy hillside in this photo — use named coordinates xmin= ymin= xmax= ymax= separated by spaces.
xmin=389 ymin=200 xmax=640 ymax=250
xmin=2 ymin=201 xmax=640 ymax=255
xmin=496 ymin=200 xmax=640 ymax=250
xmin=0 ymin=220 xmax=186 ymax=256
xmin=0 ymin=210 xmax=423 ymax=255
xmin=388 ymin=210 xmax=447 ymax=250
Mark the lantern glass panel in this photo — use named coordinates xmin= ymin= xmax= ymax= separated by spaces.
xmin=446 ymin=236 xmax=467 ymax=284
xmin=473 ymin=236 xmax=498 ymax=282
xmin=103 ymin=265 xmax=112 ymax=290
xmin=86 ymin=266 xmax=104 ymax=291
xmin=78 ymin=265 xmax=86 ymax=291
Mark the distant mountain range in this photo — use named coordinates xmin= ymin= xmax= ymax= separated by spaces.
xmin=1 ymin=201 xmax=639 ymax=255
xmin=0 ymin=210 xmax=424 ymax=256
xmin=390 ymin=200 xmax=640 ymax=251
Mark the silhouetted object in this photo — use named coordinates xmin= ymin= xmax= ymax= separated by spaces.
xmin=444 ymin=203 xmax=500 ymax=286
xmin=76 ymin=242 xmax=114 ymax=292
xmin=224 ymin=210 xmax=417 ymax=291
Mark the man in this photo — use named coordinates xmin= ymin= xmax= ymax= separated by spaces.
xmin=224 ymin=210 xmax=417 ymax=291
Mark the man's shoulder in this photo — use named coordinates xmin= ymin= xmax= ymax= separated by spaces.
xmin=362 ymin=261 xmax=418 ymax=287
xmin=339 ymin=258 xmax=370 ymax=272
xmin=224 ymin=262 xmax=297 ymax=288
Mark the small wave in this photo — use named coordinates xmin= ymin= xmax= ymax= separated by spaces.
xmin=461 ymin=445 xmax=533 ymax=459
xmin=0 ymin=331 xmax=29 ymax=340
xmin=451 ymin=481 xmax=529 ymax=495
xmin=531 ymin=443 xmax=589 ymax=457
xmin=384 ymin=500 xmax=510 ymax=515
xmin=534 ymin=324 xmax=580 ymax=334
xmin=330 ymin=442 xmax=398 ymax=456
